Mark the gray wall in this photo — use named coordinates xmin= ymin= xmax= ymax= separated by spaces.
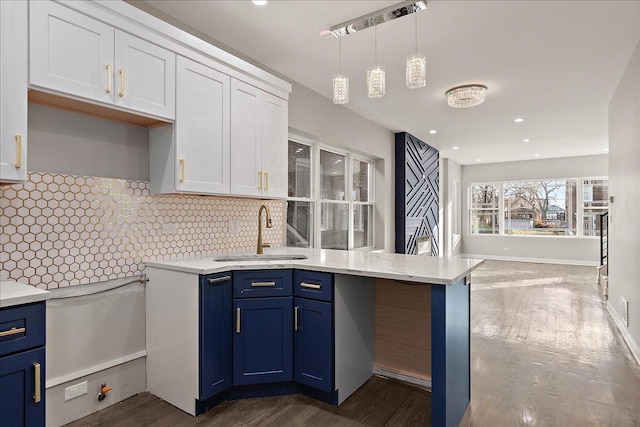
xmin=608 ymin=40 xmax=640 ymax=355
xmin=28 ymin=104 xmax=149 ymax=180
xmin=462 ymin=154 xmax=608 ymax=264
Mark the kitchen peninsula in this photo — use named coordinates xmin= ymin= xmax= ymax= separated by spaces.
xmin=145 ymin=248 xmax=483 ymax=427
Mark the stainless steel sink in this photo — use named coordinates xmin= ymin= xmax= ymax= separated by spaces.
xmin=213 ymin=254 xmax=308 ymax=262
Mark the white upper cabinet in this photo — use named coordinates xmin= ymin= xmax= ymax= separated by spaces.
xmin=230 ymin=79 xmax=288 ymax=199
xmin=29 ymin=1 xmax=175 ymax=120
xmin=114 ymin=31 xmax=175 ymax=119
xmin=0 ymin=0 xmax=28 ymax=183
xmin=175 ymin=57 xmax=230 ymax=194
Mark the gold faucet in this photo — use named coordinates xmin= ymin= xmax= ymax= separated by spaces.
xmin=257 ymin=204 xmax=273 ymax=254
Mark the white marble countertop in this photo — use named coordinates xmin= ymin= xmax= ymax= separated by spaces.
xmin=0 ymin=281 xmax=50 ymax=308
xmin=145 ymin=247 xmax=484 ymax=285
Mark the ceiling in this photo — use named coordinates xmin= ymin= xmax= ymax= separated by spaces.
xmin=139 ymin=1 xmax=640 ymax=165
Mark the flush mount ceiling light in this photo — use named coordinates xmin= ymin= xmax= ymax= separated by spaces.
xmin=445 ymin=85 xmax=488 ymax=108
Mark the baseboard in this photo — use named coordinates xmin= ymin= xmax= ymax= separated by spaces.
xmin=373 ymin=367 xmax=432 ymax=390
xmin=461 ymin=253 xmax=598 ymax=267
xmin=607 ymin=301 xmax=640 ymax=367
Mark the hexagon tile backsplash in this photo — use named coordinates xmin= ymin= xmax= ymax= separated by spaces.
xmin=0 ymin=172 xmax=285 ymax=289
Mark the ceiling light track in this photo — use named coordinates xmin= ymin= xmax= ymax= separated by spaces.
xmin=330 ymin=0 xmax=427 ymax=38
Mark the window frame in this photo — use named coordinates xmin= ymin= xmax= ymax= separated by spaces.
xmin=287 ymin=136 xmax=375 ymax=250
xmin=468 ymin=176 xmax=608 ymax=239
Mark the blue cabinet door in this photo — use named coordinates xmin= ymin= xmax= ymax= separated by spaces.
xmin=294 ymin=298 xmax=334 ymax=393
xmin=233 ymin=297 xmax=293 ymax=385
xmin=199 ymin=273 xmax=233 ymax=400
xmin=0 ymin=347 xmax=45 ymax=426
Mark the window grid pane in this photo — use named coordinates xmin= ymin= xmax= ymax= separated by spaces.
xmin=321 ymin=202 xmax=349 ymax=250
xmin=287 ymin=201 xmax=313 ymax=247
xmin=352 ymin=159 xmax=371 ymax=202
xmin=320 ymin=150 xmax=346 ymax=201
xmin=288 ymin=141 xmax=311 ymax=198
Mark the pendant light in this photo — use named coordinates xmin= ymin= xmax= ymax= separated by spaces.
xmin=367 ymin=24 xmax=385 ymax=98
xmin=406 ymin=10 xmax=426 ymax=89
xmin=332 ymin=36 xmax=349 ymax=104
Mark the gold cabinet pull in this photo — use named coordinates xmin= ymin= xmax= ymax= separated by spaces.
xmin=119 ymin=69 xmax=125 ymax=97
xmin=258 ymin=171 xmax=263 ymax=190
xmin=264 ymin=172 xmax=269 ymax=191
xmin=179 ymin=159 xmax=185 ymax=183
xmin=251 ymin=281 xmax=276 ymax=287
xmin=33 ymin=363 xmax=41 ymax=403
xmin=106 ymin=64 xmax=112 ymax=93
xmin=300 ymin=282 xmax=321 ymax=290
xmin=0 ymin=326 xmax=26 ymax=337
xmin=236 ymin=308 xmax=241 ymax=333
xmin=294 ymin=306 xmax=299 ymax=331
xmin=14 ymin=135 xmax=22 ymax=169
xmin=208 ymin=275 xmax=231 ymax=284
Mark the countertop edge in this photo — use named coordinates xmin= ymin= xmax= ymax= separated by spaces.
xmin=0 ymin=281 xmax=51 ymax=309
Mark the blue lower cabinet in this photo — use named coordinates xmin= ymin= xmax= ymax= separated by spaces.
xmin=199 ymin=273 xmax=233 ymax=400
xmin=233 ymin=297 xmax=293 ymax=385
xmin=0 ymin=347 xmax=45 ymax=426
xmin=294 ymin=297 xmax=334 ymax=393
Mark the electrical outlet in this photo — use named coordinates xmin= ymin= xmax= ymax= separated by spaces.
xmin=229 ymin=219 xmax=239 ymax=236
xmin=161 ymin=223 xmax=178 ymax=234
xmin=620 ymin=296 xmax=629 ymax=327
xmin=64 ymin=381 xmax=88 ymax=401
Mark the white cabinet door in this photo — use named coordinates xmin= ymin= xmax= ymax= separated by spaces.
xmin=230 ymin=79 xmax=262 ymax=197
xmin=175 ymin=57 xmax=230 ymax=194
xmin=261 ymin=94 xmax=288 ymax=198
xmin=0 ymin=0 xmax=28 ymax=182
xmin=29 ymin=0 xmax=114 ymax=105
xmin=114 ymin=31 xmax=175 ymax=120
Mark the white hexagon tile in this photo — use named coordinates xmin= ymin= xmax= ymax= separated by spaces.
xmin=0 ymin=172 xmax=285 ymax=289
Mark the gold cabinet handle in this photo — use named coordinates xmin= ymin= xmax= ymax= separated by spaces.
xmin=251 ymin=281 xmax=276 ymax=287
xmin=119 ymin=69 xmax=125 ymax=97
xmin=14 ymin=135 xmax=22 ymax=169
xmin=208 ymin=275 xmax=231 ymax=284
xmin=33 ymin=363 xmax=41 ymax=403
xmin=236 ymin=308 xmax=241 ymax=334
xmin=300 ymin=282 xmax=321 ymax=290
xmin=0 ymin=326 xmax=26 ymax=337
xmin=106 ymin=64 xmax=112 ymax=93
xmin=258 ymin=171 xmax=263 ymax=190
xmin=265 ymin=172 xmax=269 ymax=191
xmin=294 ymin=306 xmax=299 ymax=331
xmin=179 ymin=159 xmax=185 ymax=183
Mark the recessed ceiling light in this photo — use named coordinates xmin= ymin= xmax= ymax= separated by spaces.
xmin=429 ymin=130 xmax=437 ymax=134
xmin=603 ymin=148 xmax=609 ymax=152
xmin=533 ymin=154 xmax=540 ymax=157
xmin=522 ymin=139 xmax=530 ymax=143
xmin=452 ymin=146 xmax=459 ymax=150
xmin=252 ymin=0 xmax=268 ymax=5
xmin=476 ymin=158 xmax=482 ymax=162
xmin=514 ymin=118 xmax=524 ymax=123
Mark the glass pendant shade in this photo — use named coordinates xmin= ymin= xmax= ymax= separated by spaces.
xmin=406 ymin=53 xmax=426 ymax=89
xmin=366 ymin=66 xmax=385 ymax=98
xmin=332 ymin=74 xmax=349 ymax=104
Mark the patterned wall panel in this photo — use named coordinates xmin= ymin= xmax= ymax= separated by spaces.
xmin=395 ymin=132 xmax=439 ymax=255
xmin=0 ymin=172 xmax=285 ymax=289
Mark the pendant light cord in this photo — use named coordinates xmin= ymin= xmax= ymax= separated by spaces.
xmin=414 ymin=9 xmax=418 ymax=54
xmin=374 ymin=24 xmax=378 ymax=65
xmin=339 ymin=35 xmax=342 ymax=73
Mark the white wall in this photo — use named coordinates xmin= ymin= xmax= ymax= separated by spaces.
xmin=608 ymin=40 xmax=640 ymax=363
xmin=461 ymin=155 xmax=608 ymax=265
xmin=441 ymin=158 xmax=462 ymax=257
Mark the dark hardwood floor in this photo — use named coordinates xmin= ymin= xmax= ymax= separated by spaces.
xmin=66 ymin=261 xmax=640 ymax=426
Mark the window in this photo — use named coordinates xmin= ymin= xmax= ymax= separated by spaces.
xmin=286 ymin=139 xmax=375 ymax=250
xmin=504 ymin=180 xmax=577 ymax=236
xmin=469 ymin=177 xmax=608 ymax=237
xmin=470 ymin=184 xmax=500 ymax=234
xmin=583 ymin=179 xmax=609 ymax=236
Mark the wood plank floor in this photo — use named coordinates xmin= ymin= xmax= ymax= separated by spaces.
xmin=66 ymin=261 xmax=640 ymax=426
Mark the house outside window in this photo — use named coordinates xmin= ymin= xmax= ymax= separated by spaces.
xmin=287 ymin=138 xmax=374 ymax=250
xmin=470 ymin=177 xmax=608 ymax=237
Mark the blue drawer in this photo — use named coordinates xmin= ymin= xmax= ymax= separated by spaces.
xmin=0 ymin=302 xmax=46 ymax=357
xmin=233 ymin=270 xmax=292 ymax=298
xmin=294 ymin=271 xmax=333 ymax=302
